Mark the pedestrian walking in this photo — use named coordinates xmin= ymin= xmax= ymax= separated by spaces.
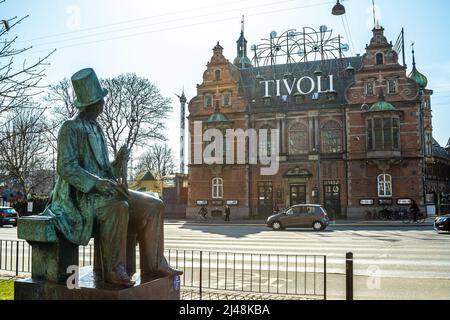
xmin=224 ymin=205 xmax=231 ymax=222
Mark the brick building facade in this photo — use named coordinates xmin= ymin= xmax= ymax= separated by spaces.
xmin=186 ymin=26 xmax=450 ymax=220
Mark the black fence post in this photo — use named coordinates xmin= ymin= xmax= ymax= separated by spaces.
xmin=15 ymin=241 xmax=19 ymax=277
xmin=199 ymin=251 xmax=203 ymax=300
xmin=324 ymin=256 xmax=327 ymax=300
xmin=346 ymin=252 xmax=353 ymax=300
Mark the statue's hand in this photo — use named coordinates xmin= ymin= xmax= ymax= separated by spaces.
xmin=116 ymin=146 xmax=130 ymax=165
xmin=95 ymin=178 xmax=120 ymax=197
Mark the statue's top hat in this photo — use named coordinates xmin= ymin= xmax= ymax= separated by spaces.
xmin=71 ymin=68 xmax=108 ymax=108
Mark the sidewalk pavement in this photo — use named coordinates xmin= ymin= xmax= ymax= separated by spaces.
xmin=166 ymin=217 xmax=437 ymax=228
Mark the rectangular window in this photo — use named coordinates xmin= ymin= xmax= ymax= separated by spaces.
xmin=365 ymin=82 xmax=374 ymax=96
xmin=205 ymin=95 xmax=213 ymax=108
xmin=374 ymin=118 xmax=383 ymax=150
xmin=393 ymin=118 xmax=400 ymax=149
xmin=383 ymin=118 xmax=392 ymax=150
xmin=223 ymin=93 xmax=231 ymax=107
xmin=367 ymin=120 xmax=373 ymax=151
xmin=388 ymin=80 xmax=397 ymax=94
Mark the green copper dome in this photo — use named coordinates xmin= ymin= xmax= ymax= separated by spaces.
xmin=408 ymin=66 xmax=428 ymax=89
xmin=207 ymin=112 xmax=229 ymax=123
xmin=368 ymin=90 xmax=397 ymax=112
xmin=368 ymin=100 xmax=397 ymax=112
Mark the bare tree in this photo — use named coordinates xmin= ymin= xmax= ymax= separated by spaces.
xmin=45 ymin=73 xmax=172 ymax=159
xmin=0 ymin=2 xmax=55 ymax=117
xmin=137 ymin=144 xmax=176 ymax=181
xmin=101 ymin=73 xmax=172 ymax=157
xmin=44 ymin=78 xmax=77 ymax=123
xmin=0 ymin=106 xmax=54 ymax=198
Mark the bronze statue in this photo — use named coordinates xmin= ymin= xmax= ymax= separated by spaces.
xmin=42 ymin=68 xmax=182 ymax=287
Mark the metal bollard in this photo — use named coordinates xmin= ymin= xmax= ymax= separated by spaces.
xmin=346 ymin=252 xmax=353 ymax=300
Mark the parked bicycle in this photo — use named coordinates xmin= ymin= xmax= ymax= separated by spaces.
xmin=402 ymin=211 xmax=426 ymax=224
xmin=197 ymin=206 xmax=209 ymax=222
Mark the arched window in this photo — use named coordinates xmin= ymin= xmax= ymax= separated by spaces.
xmin=289 ymin=123 xmax=309 ymax=155
xmin=321 ymin=121 xmax=343 ymax=153
xmin=212 ymin=177 xmax=223 ymax=199
xmin=215 ymin=70 xmax=221 ymax=81
xmin=376 ymin=53 xmax=384 ymax=65
xmin=378 ymin=174 xmax=392 ymax=197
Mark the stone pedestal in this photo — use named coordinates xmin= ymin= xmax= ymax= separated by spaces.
xmin=15 ymin=267 xmax=181 ymax=300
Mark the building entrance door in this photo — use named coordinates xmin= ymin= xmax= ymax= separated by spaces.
xmin=258 ymin=182 xmax=273 ymax=217
xmin=324 ymin=181 xmax=342 ymax=220
xmin=290 ymin=185 xmax=307 ymax=206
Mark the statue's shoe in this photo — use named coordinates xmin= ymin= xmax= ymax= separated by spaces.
xmin=141 ymin=258 xmax=183 ymax=278
xmin=158 ymin=257 xmax=183 ymax=276
xmin=105 ymin=265 xmax=136 ymax=287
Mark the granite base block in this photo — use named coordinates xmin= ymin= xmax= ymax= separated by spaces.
xmin=14 ymin=267 xmax=180 ymax=300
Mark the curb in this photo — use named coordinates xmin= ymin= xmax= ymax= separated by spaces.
xmin=167 ymin=221 xmax=434 ymax=228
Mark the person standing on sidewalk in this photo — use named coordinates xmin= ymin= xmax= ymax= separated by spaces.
xmin=410 ymin=200 xmax=420 ymax=222
xmin=224 ymin=205 xmax=231 ymax=222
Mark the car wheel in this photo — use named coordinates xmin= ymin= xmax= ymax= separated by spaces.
xmin=272 ymin=221 xmax=283 ymax=231
xmin=313 ymin=221 xmax=324 ymax=231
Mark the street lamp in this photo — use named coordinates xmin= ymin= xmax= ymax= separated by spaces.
xmin=332 ymin=0 xmax=346 ymax=16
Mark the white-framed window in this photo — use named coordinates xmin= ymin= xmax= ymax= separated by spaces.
xmin=204 ymin=94 xmax=213 ymax=108
xmin=212 ymin=177 xmax=223 ymax=199
xmin=378 ymin=174 xmax=392 ymax=197
xmin=387 ymin=80 xmax=397 ymax=94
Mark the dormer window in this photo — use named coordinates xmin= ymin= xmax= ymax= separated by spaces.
xmin=205 ymin=94 xmax=213 ymax=108
xmin=365 ymin=82 xmax=375 ymax=96
xmin=376 ymin=53 xmax=384 ymax=65
xmin=223 ymin=92 xmax=231 ymax=107
xmin=215 ymin=70 xmax=221 ymax=81
xmin=387 ymin=80 xmax=398 ymax=94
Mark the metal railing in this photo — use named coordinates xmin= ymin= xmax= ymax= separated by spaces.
xmin=0 ymin=240 xmax=327 ymax=300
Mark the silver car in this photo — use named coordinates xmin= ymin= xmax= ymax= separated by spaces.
xmin=267 ymin=204 xmax=330 ymax=231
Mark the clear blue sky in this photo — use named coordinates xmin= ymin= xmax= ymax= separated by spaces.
xmin=2 ymin=0 xmax=450 ymax=166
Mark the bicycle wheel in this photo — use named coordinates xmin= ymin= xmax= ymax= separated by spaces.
xmin=402 ymin=214 xmax=411 ymax=224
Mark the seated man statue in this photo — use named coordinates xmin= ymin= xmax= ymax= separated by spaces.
xmin=42 ymin=68 xmax=182 ymax=287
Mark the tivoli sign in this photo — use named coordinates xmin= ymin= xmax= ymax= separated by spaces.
xmin=260 ymin=75 xmax=335 ymax=97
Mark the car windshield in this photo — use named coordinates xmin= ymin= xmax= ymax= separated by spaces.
xmin=0 ymin=208 xmax=17 ymax=214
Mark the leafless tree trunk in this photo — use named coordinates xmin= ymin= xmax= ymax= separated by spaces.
xmin=0 ymin=2 xmax=55 ymax=117
xmin=137 ymin=144 xmax=176 ymax=181
xmin=0 ymin=106 xmax=54 ymax=198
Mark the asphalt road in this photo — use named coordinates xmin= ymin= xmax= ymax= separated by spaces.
xmin=1 ymin=222 xmax=449 ymax=300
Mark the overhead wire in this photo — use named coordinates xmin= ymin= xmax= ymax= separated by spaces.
xmin=23 ymin=1 xmax=337 ymax=56
xmin=26 ymin=0 xmax=303 ymax=48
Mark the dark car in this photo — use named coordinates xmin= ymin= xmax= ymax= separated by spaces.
xmin=434 ymin=215 xmax=450 ymax=233
xmin=0 ymin=207 xmax=19 ymax=227
xmin=267 ymin=204 xmax=330 ymax=231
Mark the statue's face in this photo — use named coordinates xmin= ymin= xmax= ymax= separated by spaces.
xmin=82 ymin=99 xmax=104 ymax=120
